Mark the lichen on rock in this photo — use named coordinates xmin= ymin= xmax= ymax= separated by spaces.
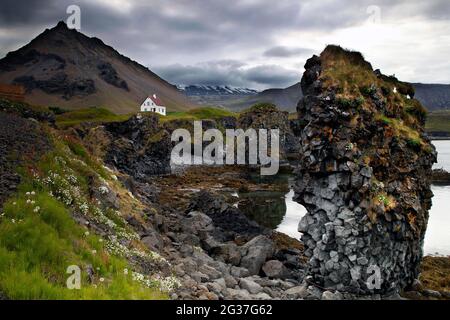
xmin=294 ymin=45 xmax=437 ymax=295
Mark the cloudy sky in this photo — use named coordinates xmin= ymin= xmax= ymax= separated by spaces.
xmin=0 ymin=0 xmax=449 ymax=90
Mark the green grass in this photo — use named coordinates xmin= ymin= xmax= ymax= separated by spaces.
xmin=241 ymin=102 xmax=278 ymax=114
xmin=0 ymin=130 xmax=169 ymax=300
xmin=426 ymin=110 xmax=450 ymax=133
xmin=56 ymin=106 xmax=237 ymax=128
xmin=56 ymin=107 xmax=133 ymax=127
xmin=319 ymin=45 xmax=432 ymax=151
xmin=161 ymin=106 xmax=237 ymax=122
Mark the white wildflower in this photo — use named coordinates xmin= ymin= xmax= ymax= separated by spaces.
xmin=79 ymin=203 xmax=89 ymax=215
xmin=98 ymin=186 xmax=109 ymax=195
xmin=159 ymin=276 xmax=181 ymax=292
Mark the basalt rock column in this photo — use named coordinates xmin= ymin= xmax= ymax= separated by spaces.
xmin=294 ymin=45 xmax=436 ymax=294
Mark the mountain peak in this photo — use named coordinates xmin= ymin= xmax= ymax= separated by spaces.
xmin=55 ymin=20 xmax=69 ymax=30
xmin=0 ymin=22 xmax=195 ymax=113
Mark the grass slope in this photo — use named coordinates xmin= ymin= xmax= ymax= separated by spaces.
xmin=55 ymin=107 xmax=132 ymax=127
xmin=0 ymin=126 xmax=169 ymax=299
xmin=161 ymin=106 xmax=237 ymax=122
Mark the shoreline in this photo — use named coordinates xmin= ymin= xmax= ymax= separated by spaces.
xmin=431 ymin=137 xmax=450 ymax=141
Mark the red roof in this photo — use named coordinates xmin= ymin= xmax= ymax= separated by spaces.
xmin=149 ymin=95 xmax=164 ymax=106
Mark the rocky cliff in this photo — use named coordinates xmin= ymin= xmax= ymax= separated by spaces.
xmin=237 ymin=103 xmax=300 ymax=156
xmin=77 ymin=113 xmax=172 ymax=182
xmin=294 ymin=45 xmax=436 ymax=295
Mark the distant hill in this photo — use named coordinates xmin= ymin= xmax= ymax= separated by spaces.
xmin=177 ymin=84 xmax=259 ymax=107
xmin=0 ymin=21 xmax=195 ymax=114
xmin=181 ymin=82 xmax=303 ymax=112
xmin=204 ymin=81 xmax=450 ymax=113
xmin=237 ymin=82 xmax=303 ymax=112
xmin=413 ymin=83 xmax=450 ymax=111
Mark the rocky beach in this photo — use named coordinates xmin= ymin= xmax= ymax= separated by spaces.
xmin=0 ymin=44 xmax=449 ymax=301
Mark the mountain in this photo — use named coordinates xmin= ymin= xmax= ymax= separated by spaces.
xmin=177 ymin=83 xmax=303 ymax=112
xmin=177 ymin=84 xmax=258 ymax=96
xmin=212 ymin=82 xmax=303 ymax=112
xmin=413 ymin=83 xmax=450 ymax=111
xmin=176 ymin=84 xmax=258 ymax=107
xmin=0 ymin=21 xmax=194 ymax=114
xmin=218 ymin=82 xmax=450 ymax=113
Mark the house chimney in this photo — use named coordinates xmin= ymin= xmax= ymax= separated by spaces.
xmin=153 ymin=94 xmax=157 ymax=99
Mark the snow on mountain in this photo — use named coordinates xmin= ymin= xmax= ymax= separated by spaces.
xmin=177 ymin=85 xmax=259 ymax=96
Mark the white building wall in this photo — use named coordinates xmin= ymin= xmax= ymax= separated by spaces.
xmin=140 ymin=98 xmax=166 ymax=115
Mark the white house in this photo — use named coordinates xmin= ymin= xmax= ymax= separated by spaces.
xmin=140 ymin=94 xmax=166 ymax=115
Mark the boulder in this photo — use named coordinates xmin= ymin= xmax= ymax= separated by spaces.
xmin=239 ymin=278 xmax=263 ymax=295
xmin=284 ymin=284 xmax=309 ymax=299
xmin=141 ymin=231 xmax=164 ymax=251
xmin=321 ymin=290 xmax=343 ymax=300
xmin=182 ymin=211 xmax=214 ymax=234
xmin=230 ymin=266 xmax=250 ymax=278
xmin=212 ymin=243 xmax=241 ymax=265
xmin=226 ymin=288 xmax=251 ymax=300
xmin=262 ymin=260 xmax=289 ymax=279
xmin=240 ymin=235 xmax=275 ymax=275
xmin=224 ymin=275 xmax=238 ymax=288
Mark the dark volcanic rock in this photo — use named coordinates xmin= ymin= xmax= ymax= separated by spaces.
xmin=97 ymin=61 xmax=129 ymax=91
xmin=105 ymin=114 xmax=171 ymax=180
xmin=14 ymin=73 xmax=95 ymax=99
xmin=0 ymin=49 xmax=66 ymax=72
xmin=238 ymin=103 xmax=300 ymax=156
xmin=294 ymin=46 xmax=436 ymax=295
xmin=187 ymin=190 xmax=265 ymax=241
xmin=0 ymin=111 xmax=51 ymax=207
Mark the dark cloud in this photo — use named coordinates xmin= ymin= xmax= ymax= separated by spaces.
xmin=0 ymin=0 xmax=449 ymax=87
xmin=0 ymin=0 xmax=56 ymax=25
xmin=263 ymin=46 xmax=313 ymax=58
xmin=155 ymin=61 xmax=299 ymax=89
xmin=244 ymin=65 xmax=299 ymax=86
